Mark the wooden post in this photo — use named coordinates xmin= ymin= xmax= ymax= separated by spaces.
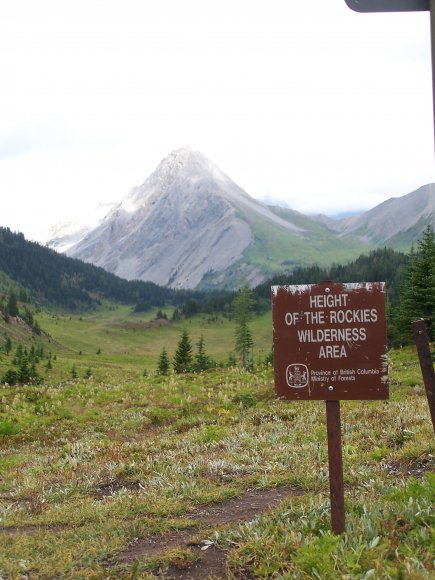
xmin=412 ymin=319 xmax=435 ymax=433
xmin=326 ymin=400 xmax=345 ymax=534
xmin=431 ymin=0 xmax=435 ymax=152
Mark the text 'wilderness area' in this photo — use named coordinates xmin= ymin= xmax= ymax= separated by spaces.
xmin=272 ymin=282 xmax=389 ymax=401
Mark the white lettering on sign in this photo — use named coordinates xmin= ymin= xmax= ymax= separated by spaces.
xmin=297 ymin=327 xmax=366 ymax=342
xmin=282 ymin=290 xmax=380 ymax=360
xmin=309 ymin=294 xmax=349 ymax=308
xmin=304 ymin=310 xmax=325 ymax=324
xmin=285 ymin=312 xmax=300 ymax=325
xmin=329 ymin=309 xmax=378 ymax=324
xmin=319 ymin=345 xmax=347 ymax=358
xmin=309 ymin=368 xmax=379 ymax=380
xmin=272 ymin=282 xmax=389 ymax=401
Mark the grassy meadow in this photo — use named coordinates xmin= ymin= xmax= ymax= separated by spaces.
xmin=30 ymin=305 xmax=273 ymax=378
xmin=0 ymin=304 xmax=434 ymax=578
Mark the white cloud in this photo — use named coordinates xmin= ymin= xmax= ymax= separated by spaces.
xmin=0 ymin=0 xmax=433 ymax=240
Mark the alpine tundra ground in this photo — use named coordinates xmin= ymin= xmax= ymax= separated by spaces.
xmin=0 ymin=306 xmax=434 ymax=578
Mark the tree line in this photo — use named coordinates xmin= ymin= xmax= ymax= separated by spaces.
xmin=254 ymin=246 xmax=409 ymax=309
xmin=0 ymin=227 xmax=196 ymax=310
xmin=1 ymin=225 xmax=434 ymax=353
xmin=0 ymin=227 xmax=411 ymax=317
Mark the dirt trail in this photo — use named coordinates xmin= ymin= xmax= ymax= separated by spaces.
xmin=1 ymin=485 xmax=303 ymax=578
xmin=116 ymin=485 xmax=304 ymax=579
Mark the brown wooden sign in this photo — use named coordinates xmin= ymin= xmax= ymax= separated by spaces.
xmin=272 ymin=281 xmax=389 ymax=401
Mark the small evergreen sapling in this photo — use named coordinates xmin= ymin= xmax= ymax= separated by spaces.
xmin=6 ymin=288 xmax=19 ymax=318
xmin=194 ymin=334 xmax=210 ymax=372
xmin=234 ymin=284 xmax=254 ymax=369
xmin=173 ymin=330 xmax=193 ymax=373
xmin=157 ymin=347 xmax=170 ymax=375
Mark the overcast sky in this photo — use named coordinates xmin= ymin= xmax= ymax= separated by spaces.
xmin=0 ymin=0 xmax=434 ymax=241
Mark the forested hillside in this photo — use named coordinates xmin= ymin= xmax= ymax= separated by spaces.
xmin=0 ymin=227 xmax=191 ymax=310
xmin=254 ymin=247 xmax=409 ymax=307
xmin=0 ymin=228 xmax=410 ymax=315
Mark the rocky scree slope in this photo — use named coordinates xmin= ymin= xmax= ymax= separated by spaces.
xmin=66 ymin=148 xmax=306 ymax=289
xmin=63 ymin=149 xmax=435 ymax=289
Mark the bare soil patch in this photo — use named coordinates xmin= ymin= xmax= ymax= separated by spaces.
xmin=165 ymin=544 xmax=229 ymax=580
xmin=92 ymin=480 xmax=143 ymax=499
xmin=380 ymin=458 xmax=434 ymax=479
xmin=116 ymin=485 xmax=304 ymax=578
xmin=1 ymin=522 xmax=68 ymax=535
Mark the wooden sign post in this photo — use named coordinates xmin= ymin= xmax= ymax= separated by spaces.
xmin=326 ymin=400 xmax=345 ymax=534
xmin=412 ymin=319 xmax=435 ymax=433
xmin=272 ymin=281 xmax=389 ymax=534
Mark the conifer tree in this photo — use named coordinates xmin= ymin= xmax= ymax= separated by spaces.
xmin=194 ymin=334 xmax=210 ymax=372
xmin=157 ymin=347 xmax=170 ymax=375
xmin=173 ymin=330 xmax=193 ymax=373
xmin=234 ymin=284 xmax=254 ymax=369
xmin=29 ymin=361 xmax=39 ymax=383
xmin=396 ymin=225 xmax=435 ymax=341
xmin=6 ymin=288 xmax=18 ymax=317
xmin=2 ymin=368 xmax=18 ymax=385
xmin=3 ymin=336 xmax=12 ymax=355
xmin=29 ymin=345 xmax=37 ymax=363
xmin=171 ymin=308 xmax=182 ymax=321
xmin=13 ymin=343 xmax=24 ymax=365
xmin=17 ymin=355 xmax=31 ymax=384
xmin=22 ymin=307 xmax=34 ymax=327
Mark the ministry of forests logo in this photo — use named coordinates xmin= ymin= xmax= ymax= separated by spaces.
xmin=286 ymin=364 xmax=309 ymax=388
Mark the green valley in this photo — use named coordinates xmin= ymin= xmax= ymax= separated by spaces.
xmin=0 ymin=316 xmax=433 ymax=577
xmin=0 ymin=227 xmax=434 ymax=578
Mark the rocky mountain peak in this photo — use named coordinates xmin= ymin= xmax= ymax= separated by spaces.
xmin=337 ymin=183 xmax=435 ymax=243
xmin=116 ymin=147 xmax=229 ymax=215
xmin=56 ymin=147 xmax=435 ymax=290
xmin=66 ymin=148 xmax=259 ymax=288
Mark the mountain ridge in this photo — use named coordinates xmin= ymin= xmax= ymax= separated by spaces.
xmin=48 ymin=148 xmax=434 ymax=289
xmin=335 ymin=183 xmax=435 ymax=246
